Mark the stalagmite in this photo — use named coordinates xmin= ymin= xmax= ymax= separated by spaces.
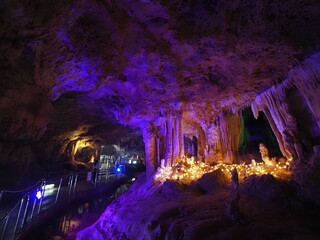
xmin=259 ymin=143 xmax=274 ymax=165
xmin=226 ymin=168 xmax=241 ymax=223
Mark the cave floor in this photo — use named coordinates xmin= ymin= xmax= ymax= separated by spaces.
xmin=77 ymin=173 xmax=320 ymax=240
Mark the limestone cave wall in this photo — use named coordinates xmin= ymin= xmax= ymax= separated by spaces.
xmin=0 ymin=0 xmax=320 ymax=188
xmin=140 ymin=53 xmax=320 ymax=184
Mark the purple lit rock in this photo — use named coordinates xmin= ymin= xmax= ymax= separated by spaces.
xmin=1 ymin=0 xmax=320 ymax=231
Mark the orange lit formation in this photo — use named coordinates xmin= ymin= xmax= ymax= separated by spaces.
xmin=154 ymin=157 xmax=292 ymax=184
xmin=70 ymin=138 xmax=99 ymax=166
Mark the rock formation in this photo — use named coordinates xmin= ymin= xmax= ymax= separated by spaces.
xmin=226 ymin=169 xmax=241 ymax=223
xmin=0 ymin=0 xmax=320 ymax=238
xmin=1 ymin=0 xmax=320 ymax=175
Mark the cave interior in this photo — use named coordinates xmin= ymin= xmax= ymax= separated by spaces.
xmin=1 ymin=0 xmax=320 ymax=239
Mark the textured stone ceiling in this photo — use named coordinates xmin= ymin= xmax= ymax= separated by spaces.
xmin=1 ymin=0 xmax=320 ymax=126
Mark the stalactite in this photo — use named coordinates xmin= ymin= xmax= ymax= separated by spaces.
xmin=180 ymin=119 xmax=186 ymax=159
xmin=210 ymin=111 xmax=242 ymax=164
xmin=204 ymin=123 xmax=220 ymax=163
xmin=290 ymin=52 xmax=320 ymax=129
xmin=178 ymin=118 xmax=184 ymax=160
xmin=155 ymin=117 xmax=166 ymax=166
xmin=153 ymin=117 xmax=182 ymax=167
xmin=251 ymin=101 xmax=260 ymax=120
xmin=164 ymin=118 xmax=174 ymax=166
xmin=262 ymin=107 xmax=290 ymax=158
xmin=219 ymin=111 xmax=242 ymax=163
xmin=173 ymin=118 xmax=182 ymax=165
xmin=142 ymin=122 xmax=158 ymax=178
xmin=197 ymin=125 xmax=206 ymax=161
xmin=156 ymin=138 xmax=160 ymax=165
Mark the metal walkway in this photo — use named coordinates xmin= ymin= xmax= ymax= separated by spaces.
xmin=0 ymin=169 xmax=123 ymax=240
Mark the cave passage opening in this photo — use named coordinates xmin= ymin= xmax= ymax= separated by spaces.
xmin=74 ymin=146 xmax=96 ymax=164
xmin=184 ymin=135 xmax=198 ymax=158
xmin=239 ymin=107 xmax=282 ymax=161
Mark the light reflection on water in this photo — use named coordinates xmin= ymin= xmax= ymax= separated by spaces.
xmin=25 ymin=184 xmax=130 ymax=240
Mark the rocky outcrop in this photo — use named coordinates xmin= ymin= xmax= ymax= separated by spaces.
xmin=250 ymin=53 xmax=320 ymax=193
xmin=77 ymin=173 xmax=320 ymax=240
xmin=240 ymin=174 xmax=290 ymax=202
xmin=196 ymin=169 xmax=229 ymax=193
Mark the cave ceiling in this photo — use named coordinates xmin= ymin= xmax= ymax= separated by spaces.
xmin=1 ymin=0 xmax=320 ymax=127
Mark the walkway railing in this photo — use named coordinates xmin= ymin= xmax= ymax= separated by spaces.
xmin=0 ymin=168 xmax=122 ymax=240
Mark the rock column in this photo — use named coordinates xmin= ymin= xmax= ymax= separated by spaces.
xmin=142 ymin=122 xmax=158 ymax=179
xmin=216 ymin=111 xmax=242 ymax=163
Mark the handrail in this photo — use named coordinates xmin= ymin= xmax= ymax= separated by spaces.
xmin=0 ymin=193 xmax=28 ymax=223
xmin=0 ymin=168 xmax=114 ymax=193
xmin=0 ymin=168 xmax=123 ymax=240
xmin=1 ymin=179 xmax=45 ymax=194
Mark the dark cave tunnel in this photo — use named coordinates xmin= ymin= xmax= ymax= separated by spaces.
xmin=240 ymin=107 xmax=281 ymax=160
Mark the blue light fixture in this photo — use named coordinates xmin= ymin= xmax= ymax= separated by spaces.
xmin=116 ymin=167 xmax=121 ymax=173
xmin=36 ymin=190 xmax=43 ymax=199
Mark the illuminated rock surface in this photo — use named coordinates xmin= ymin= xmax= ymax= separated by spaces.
xmin=1 ymin=0 xmax=319 ymax=173
xmin=1 ymin=0 xmax=320 ymax=239
xmin=77 ymin=173 xmax=320 ymax=240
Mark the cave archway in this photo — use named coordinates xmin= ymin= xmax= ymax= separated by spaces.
xmin=239 ymin=107 xmax=281 ymax=160
xmin=74 ymin=146 xmax=96 ymax=164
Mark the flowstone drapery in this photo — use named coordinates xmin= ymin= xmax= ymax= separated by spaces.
xmin=250 ymin=55 xmax=320 ymax=185
xmin=142 ymin=111 xmax=243 ymax=177
xmin=251 ymin=79 xmax=299 ymax=160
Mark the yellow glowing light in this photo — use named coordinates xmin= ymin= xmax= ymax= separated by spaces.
xmin=154 ymin=156 xmax=292 ymax=184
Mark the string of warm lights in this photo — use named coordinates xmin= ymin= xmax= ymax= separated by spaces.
xmin=154 ymin=157 xmax=292 ymax=184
